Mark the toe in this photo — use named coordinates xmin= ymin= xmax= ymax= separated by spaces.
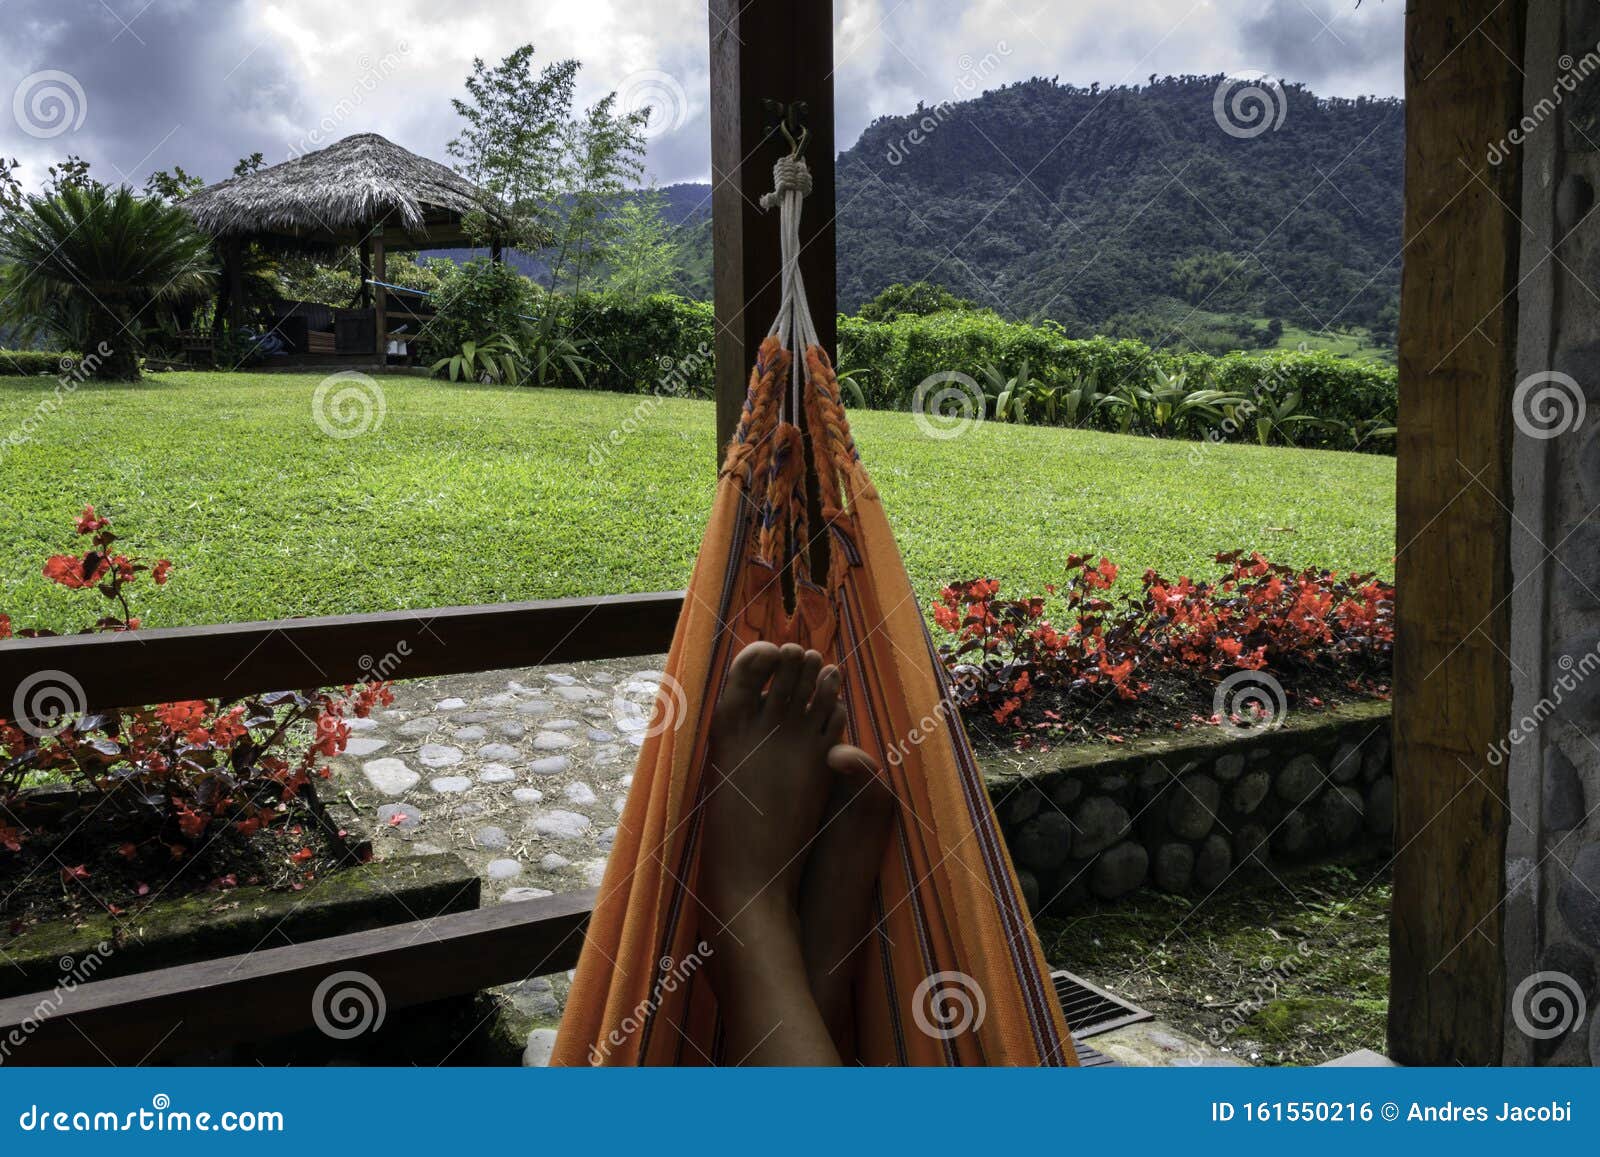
xmin=762 ymin=643 xmax=807 ymax=719
xmin=787 ymin=650 xmax=825 ymax=718
xmin=720 ymin=641 xmax=781 ymax=719
xmin=806 ymin=665 xmax=842 ymax=730
xmin=825 ymin=744 xmax=879 ymax=779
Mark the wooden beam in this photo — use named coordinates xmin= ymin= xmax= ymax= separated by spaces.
xmin=0 ymin=890 xmax=595 ymax=1065
xmin=0 ymin=592 xmax=683 ymax=716
xmin=1389 ymin=0 xmax=1525 ymax=1065
xmin=708 ymin=0 xmax=837 ymax=456
xmin=372 ymin=227 xmax=387 ymax=360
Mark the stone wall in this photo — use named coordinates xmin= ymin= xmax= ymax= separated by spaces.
xmin=1504 ymin=0 xmax=1600 ymax=1069
xmin=981 ymin=700 xmax=1392 ymax=915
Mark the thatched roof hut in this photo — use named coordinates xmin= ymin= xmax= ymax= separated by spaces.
xmin=183 ymin=133 xmax=518 ymax=360
xmin=182 ymin=132 xmax=511 ymax=250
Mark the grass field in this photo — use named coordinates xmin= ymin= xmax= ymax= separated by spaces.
xmin=0 ymin=371 xmax=1395 ymax=633
xmin=1267 ymin=323 xmax=1394 ymax=365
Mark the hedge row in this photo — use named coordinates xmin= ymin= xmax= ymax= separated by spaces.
xmin=0 ymin=350 xmax=78 ymax=377
xmin=836 ymin=312 xmax=1398 ymax=433
xmin=550 ymin=296 xmax=1396 ymax=447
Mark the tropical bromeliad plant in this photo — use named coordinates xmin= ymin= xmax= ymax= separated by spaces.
xmin=0 ymin=184 xmax=215 ymax=381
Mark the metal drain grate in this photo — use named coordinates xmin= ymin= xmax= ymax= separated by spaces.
xmin=1052 ymin=969 xmax=1153 ymax=1040
xmin=1071 ymin=1036 xmax=1118 ymax=1067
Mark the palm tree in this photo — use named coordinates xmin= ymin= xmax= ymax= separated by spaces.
xmin=0 ymin=184 xmax=215 ymax=380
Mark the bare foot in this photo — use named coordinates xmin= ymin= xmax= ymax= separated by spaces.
xmin=700 ymin=641 xmax=847 ymax=932
xmin=799 ymin=751 xmax=897 ymax=1045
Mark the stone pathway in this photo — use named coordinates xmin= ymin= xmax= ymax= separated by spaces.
xmin=328 ymin=656 xmax=668 ymax=1053
xmin=332 ymin=657 xmax=666 ymax=903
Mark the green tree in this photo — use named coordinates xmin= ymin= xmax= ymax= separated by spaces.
xmin=604 ymin=187 xmax=682 ymax=301
xmin=447 ymin=44 xmax=580 ymax=249
xmin=144 ymin=164 xmax=206 ymax=203
xmin=858 ymin=281 xmax=981 ymax=322
xmin=447 ymin=44 xmax=647 ymax=294
xmin=0 ymin=185 xmax=215 ymax=380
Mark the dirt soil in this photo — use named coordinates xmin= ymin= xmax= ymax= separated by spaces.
xmin=965 ymin=661 xmax=1390 ymax=752
xmin=1 ymin=796 xmax=358 ymax=939
xmin=1038 ymin=855 xmax=1391 ymax=1066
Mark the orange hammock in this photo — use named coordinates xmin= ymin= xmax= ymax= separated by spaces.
xmin=552 ymin=154 xmax=1073 ymax=1067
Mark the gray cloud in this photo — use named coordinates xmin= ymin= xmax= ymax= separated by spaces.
xmin=0 ymin=0 xmax=307 ymax=190
xmin=1239 ymin=0 xmax=1401 ymax=94
xmin=0 ymin=0 xmax=1404 ymax=193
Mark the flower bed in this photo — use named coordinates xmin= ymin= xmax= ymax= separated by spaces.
xmin=933 ymin=551 xmax=1392 ymax=748
xmin=1 ymin=508 xmax=393 ymax=935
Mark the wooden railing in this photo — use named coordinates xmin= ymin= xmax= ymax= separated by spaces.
xmin=0 ymin=890 xmax=597 ymax=1065
xmin=0 ymin=591 xmax=684 ymax=714
xmin=0 ymin=592 xmax=682 ymax=1064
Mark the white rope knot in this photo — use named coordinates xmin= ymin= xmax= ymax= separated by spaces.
xmin=763 ymin=153 xmax=819 ymax=422
xmin=760 ymin=155 xmax=813 ymax=209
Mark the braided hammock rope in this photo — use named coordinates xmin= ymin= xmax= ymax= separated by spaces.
xmin=552 ymin=154 xmax=1074 ymax=1066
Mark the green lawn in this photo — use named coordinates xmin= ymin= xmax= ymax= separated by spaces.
xmin=0 ymin=371 xmax=1394 ymax=633
xmin=1267 ymin=323 xmax=1395 ymax=365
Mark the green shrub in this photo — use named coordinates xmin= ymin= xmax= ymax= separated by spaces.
xmin=564 ymin=291 xmax=715 ymax=396
xmin=836 ymin=311 xmax=1396 ymax=451
xmin=0 ymin=350 xmax=77 ymax=377
xmin=421 ymin=258 xmax=538 ymax=367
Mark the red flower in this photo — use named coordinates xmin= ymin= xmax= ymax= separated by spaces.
xmin=0 ymin=613 xmax=10 ymax=641
xmin=43 ymin=553 xmax=109 ymax=589
xmin=289 ymin=846 xmax=314 ymax=863
xmin=75 ymin=505 xmax=108 ymax=535
xmin=152 ymin=560 xmax=172 ymax=585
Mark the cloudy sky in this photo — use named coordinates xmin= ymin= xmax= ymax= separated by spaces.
xmin=0 ymin=0 xmax=1402 ymax=192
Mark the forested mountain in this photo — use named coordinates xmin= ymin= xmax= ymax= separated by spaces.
xmin=436 ymin=75 xmax=1403 ymax=353
xmin=660 ymin=75 xmax=1402 ymax=351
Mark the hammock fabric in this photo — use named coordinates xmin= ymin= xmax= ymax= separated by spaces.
xmin=552 ymin=155 xmax=1073 ymax=1067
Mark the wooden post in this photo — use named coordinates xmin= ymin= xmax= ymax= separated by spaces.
xmin=1389 ymin=0 xmax=1525 ymax=1065
xmin=371 ymin=226 xmax=387 ymax=363
xmin=708 ymin=0 xmax=837 ymax=456
xmin=224 ymin=237 xmax=244 ymax=335
xmin=359 ymin=240 xmax=373 ymax=307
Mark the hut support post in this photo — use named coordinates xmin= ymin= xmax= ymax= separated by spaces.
xmin=224 ymin=238 xmax=244 ymax=337
xmin=372 ymin=228 xmax=387 ymax=362
xmin=359 ymin=241 xmax=373 ymax=308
